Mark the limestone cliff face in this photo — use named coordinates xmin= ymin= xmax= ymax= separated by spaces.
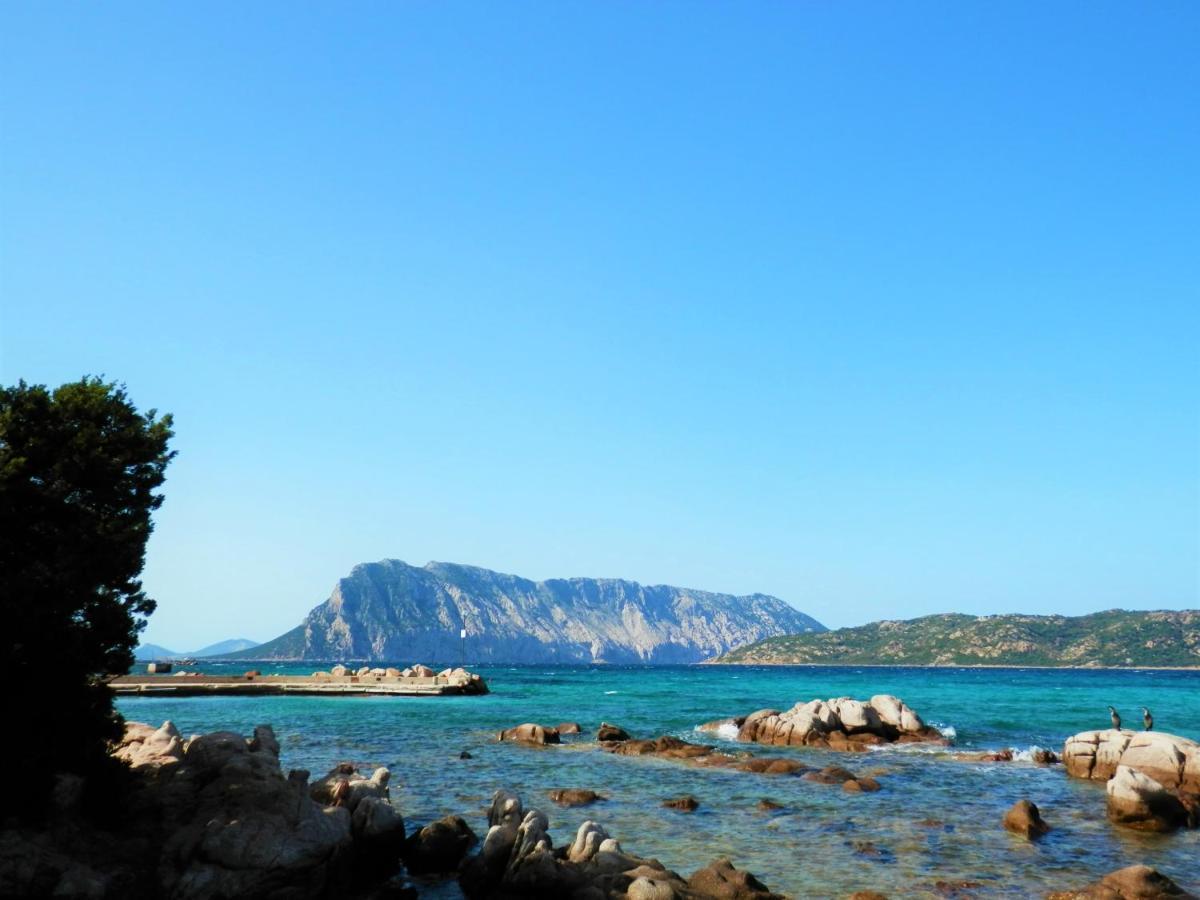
xmin=248 ymin=560 xmax=824 ymax=663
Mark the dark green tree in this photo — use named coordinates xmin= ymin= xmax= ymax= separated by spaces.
xmin=1 ymin=377 xmax=174 ymax=810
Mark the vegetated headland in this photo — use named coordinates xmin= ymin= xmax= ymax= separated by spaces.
xmin=712 ymin=610 xmax=1200 ymax=668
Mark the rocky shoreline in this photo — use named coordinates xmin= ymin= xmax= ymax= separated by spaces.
xmin=4 ymin=694 xmax=1198 ymax=898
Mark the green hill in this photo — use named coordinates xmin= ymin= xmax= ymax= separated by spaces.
xmin=714 ymin=609 xmax=1200 ymax=668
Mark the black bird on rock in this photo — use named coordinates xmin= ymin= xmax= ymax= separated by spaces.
xmin=1142 ymin=707 xmax=1153 ymax=731
xmin=1108 ymin=706 xmax=1121 ymax=730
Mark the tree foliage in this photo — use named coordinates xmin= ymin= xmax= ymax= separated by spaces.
xmin=0 ymin=377 xmax=174 ymax=808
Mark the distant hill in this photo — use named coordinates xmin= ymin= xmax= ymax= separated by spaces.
xmin=231 ymin=559 xmax=825 ymax=664
xmin=713 ymin=610 xmax=1200 ymax=668
xmin=193 ymin=638 xmax=260 ymax=658
xmin=134 ymin=638 xmax=260 ymax=660
xmin=134 ymin=643 xmax=177 ymax=660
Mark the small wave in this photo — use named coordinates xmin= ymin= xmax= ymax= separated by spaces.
xmin=1011 ymin=745 xmax=1051 ymax=762
xmin=604 ymin=690 xmax=619 ymax=695
xmin=715 ymin=722 xmax=740 ymax=741
xmin=936 ymin=724 xmax=957 ymax=741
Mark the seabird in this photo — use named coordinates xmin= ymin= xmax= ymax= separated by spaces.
xmin=1142 ymin=707 xmax=1153 ymax=731
xmin=1108 ymin=706 xmax=1121 ymax=730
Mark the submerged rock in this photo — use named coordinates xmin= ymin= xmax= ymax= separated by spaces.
xmin=662 ymin=795 xmax=699 ymax=812
xmin=548 ymin=788 xmax=605 ymax=806
xmin=498 ymin=724 xmax=561 ymax=746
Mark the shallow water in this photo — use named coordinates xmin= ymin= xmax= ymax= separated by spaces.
xmin=117 ymin=664 xmax=1200 ymax=898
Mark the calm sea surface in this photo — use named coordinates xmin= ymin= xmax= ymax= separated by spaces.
xmin=117 ymin=664 xmax=1200 ymax=898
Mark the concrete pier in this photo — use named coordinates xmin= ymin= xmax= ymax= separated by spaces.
xmin=110 ymin=670 xmax=489 ymax=697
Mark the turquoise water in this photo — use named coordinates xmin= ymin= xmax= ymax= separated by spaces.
xmin=117 ymin=665 xmax=1200 ymax=897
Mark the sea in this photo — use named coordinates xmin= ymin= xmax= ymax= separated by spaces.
xmin=116 ymin=664 xmax=1200 ymax=898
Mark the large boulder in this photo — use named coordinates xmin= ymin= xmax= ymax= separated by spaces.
xmin=1106 ymin=766 xmax=1190 ymax=832
xmin=687 ymin=858 xmax=785 ymax=899
xmin=1002 ymin=799 xmax=1050 ymax=839
xmin=1047 ymin=864 xmax=1196 ymax=899
xmin=459 ymin=792 xmax=781 ymax=900
xmin=113 ymin=720 xmax=185 ymax=768
xmin=0 ymin=722 xmax=412 ymax=899
xmin=737 ymin=696 xmax=940 ymax=750
xmin=1063 ymin=729 xmax=1199 ymax=791
xmin=402 ymin=815 xmax=477 ymax=875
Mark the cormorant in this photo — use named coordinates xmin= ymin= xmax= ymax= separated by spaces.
xmin=1142 ymin=707 xmax=1153 ymax=731
xmin=1108 ymin=706 xmax=1121 ymax=730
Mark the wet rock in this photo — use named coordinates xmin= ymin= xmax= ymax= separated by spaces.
xmin=1033 ymin=749 xmax=1059 ymax=765
xmin=548 ymin=789 xmax=605 ymax=806
xmin=598 ymin=722 xmax=631 ymax=742
xmin=1046 ymin=864 xmax=1196 ymax=899
xmin=402 ymin=815 xmax=477 ymax=875
xmin=849 ymin=893 xmax=889 ymax=900
xmin=1002 ymin=799 xmax=1050 ymax=838
xmin=933 ymin=881 xmax=983 ymax=897
xmin=1106 ymin=766 xmax=1189 ymax=832
xmin=804 ymin=765 xmax=859 ymax=785
xmin=662 ymin=795 xmax=699 ymax=812
xmin=843 ymin=777 xmax=881 ymax=793
xmin=609 ymin=736 xmax=713 ymax=759
xmin=756 ymin=798 xmax=784 ymax=811
xmin=733 ymin=757 xmax=808 ymax=776
xmin=459 ymin=750 xmax=473 ymax=759
xmin=556 ymin=722 xmax=582 ymax=735
xmin=498 ymin=724 xmax=561 ymax=746
xmin=687 ymin=858 xmax=785 ymax=899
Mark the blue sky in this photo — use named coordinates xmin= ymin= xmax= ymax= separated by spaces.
xmin=2 ymin=3 xmax=1197 ymax=647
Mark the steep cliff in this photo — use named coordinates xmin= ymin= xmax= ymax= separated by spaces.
xmin=241 ymin=560 xmax=823 ymax=663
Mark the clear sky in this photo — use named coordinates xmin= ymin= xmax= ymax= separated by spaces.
xmin=2 ymin=3 xmax=1197 ymax=648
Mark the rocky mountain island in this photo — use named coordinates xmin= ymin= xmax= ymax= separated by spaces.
xmin=714 ymin=609 xmax=1200 ymax=667
xmin=234 ymin=560 xmax=824 ymax=663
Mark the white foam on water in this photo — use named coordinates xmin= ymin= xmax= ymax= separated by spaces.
xmin=937 ymin=724 xmax=957 ymax=741
xmin=716 ymin=722 xmax=740 ymax=741
xmin=604 ymin=690 xmax=619 ymax=695
xmin=1011 ymin=745 xmax=1051 ymax=762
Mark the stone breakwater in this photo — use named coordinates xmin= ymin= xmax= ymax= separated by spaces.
xmin=110 ymin=664 xmax=489 ymax=697
xmin=1063 ymin=728 xmax=1200 ymax=833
